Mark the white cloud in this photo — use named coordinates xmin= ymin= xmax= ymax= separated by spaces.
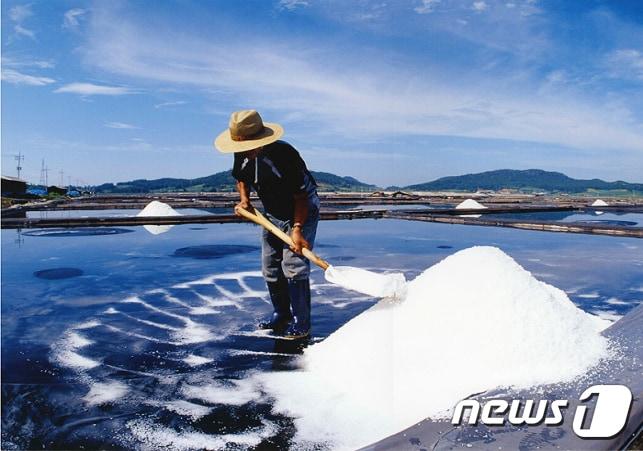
xmin=8 ymin=4 xmax=32 ymax=22
xmin=54 ymin=83 xmax=135 ymax=96
xmin=14 ymin=24 xmax=36 ymax=39
xmin=105 ymin=121 xmax=139 ymax=129
xmin=63 ymin=8 xmax=87 ymax=29
xmin=278 ymin=0 xmax=308 ymax=11
xmin=2 ymin=56 xmax=55 ymax=69
xmin=1 ymin=69 xmax=55 ymax=86
xmin=472 ymin=1 xmax=488 ymax=12
xmin=607 ymin=49 xmax=643 ymax=81
xmin=80 ymin=4 xmax=643 ymax=154
xmin=30 ymin=60 xmax=55 ymax=69
xmin=9 ymin=4 xmax=35 ymax=39
xmin=154 ymin=100 xmax=187 ymax=108
xmin=415 ymin=0 xmax=440 ymax=14
xmin=545 ymin=70 xmax=566 ymax=84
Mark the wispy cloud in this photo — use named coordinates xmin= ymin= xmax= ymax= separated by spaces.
xmin=606 ymin=49 xmax=643 ymax=81
xmin=472 ymin=1 xmax=488 ymax=12
xmin=8 ymin=4 xmax=36 ymax=39
xmin=278 ymin=0 xmax=309 ymax=11
xmin=154 ymin=100 xmax=187 ymax=109
xmin=105 ymin=121 xmax=139 ymax=129
xmin=80 ymin=5 xmax=643 ymax=153
xmin=1 ymin=69 xmax=55 ymax=86
xmin=3 ymin=56 xmax=55 ymax=69
xmin=54 ymin=82 xmax=135 ymax=96
xmin=63 ymin=8 xmax=87 ymax=30
xmin=414 ymin=0 xmax=440 ymax=14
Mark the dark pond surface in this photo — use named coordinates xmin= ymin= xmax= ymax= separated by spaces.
xmin=2 ymin=217 xmax=641 ymax=449
xmin=33 ymin=268 xmax=84 ymax=280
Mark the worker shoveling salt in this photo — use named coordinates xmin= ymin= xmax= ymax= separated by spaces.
xmin=256 ymin=246 xmax=612 ymax=450
xmin=136 ymin=200 xmax=182 ymax=235
xmin=236 ymin=207 xmax=407 ymax=298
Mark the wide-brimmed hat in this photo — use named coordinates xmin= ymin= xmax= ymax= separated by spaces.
xmin=214 ymin=110 xmax=284 ymax=153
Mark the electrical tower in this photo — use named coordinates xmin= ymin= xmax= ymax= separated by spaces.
xmin=14 ymin=153 xmax=24 ymax=179
xmin=39 ymin=159 xmax=49 ymax=186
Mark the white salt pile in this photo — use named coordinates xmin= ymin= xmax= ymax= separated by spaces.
xmin=591 ymin=199 xmax=608 ymax=207
xmin=258 ymin=246 xmax=611 ymax=450
xmin=456 ymin=198 xmax=487 ymax=210
xmin=456 ymin=198 xmax=487 ymax=218
xmin=136 ymin=200 xmax=182 ymax=235
xmin=137 ymin=200 xmax=181 ymax=217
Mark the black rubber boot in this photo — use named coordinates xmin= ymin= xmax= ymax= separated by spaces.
xmin=284 ymin=278 xmax=311 ymax=339
xmin=258 ymin=278 xmax=292 ymax=331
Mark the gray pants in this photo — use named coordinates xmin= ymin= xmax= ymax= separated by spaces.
xmin=262 ymin=197 xmax=320 ymax=282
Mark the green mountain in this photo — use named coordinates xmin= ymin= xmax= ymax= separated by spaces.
xmin=93 ymin=169 xmax=643 ymax=195
xmin=401 ymin=169 xmax=643 ymax=194
xmin=94 ymin=170 xmax=377 ymax=193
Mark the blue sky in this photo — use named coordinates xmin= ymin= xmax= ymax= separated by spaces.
xmin=2 ymin=0 xmax=642 ymax=187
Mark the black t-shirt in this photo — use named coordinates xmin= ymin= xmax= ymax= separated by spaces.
xmin=232 ymin=141 xmax=318 ymax=220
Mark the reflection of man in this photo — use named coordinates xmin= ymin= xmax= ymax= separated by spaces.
xmin=215 ymin=110 xmax=320 ymax=339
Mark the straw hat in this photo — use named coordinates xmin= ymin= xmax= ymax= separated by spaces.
xmin=214 ymin=110 xmax=284 ymax=153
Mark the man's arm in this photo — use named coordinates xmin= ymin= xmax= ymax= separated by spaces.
xmin=290 ymin=191 xmax=310 ymax=254
xmin=234 ymin=180 xmax=254 ymax=216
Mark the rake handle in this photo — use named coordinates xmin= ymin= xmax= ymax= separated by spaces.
xmin=236 ymin=206 xmax=330 ymax=271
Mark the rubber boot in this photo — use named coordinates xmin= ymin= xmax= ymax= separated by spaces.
xmin=284 ymin=278 xmax=311 ymax=339
xmin=258 ymin=278 xmax=292 ymax=331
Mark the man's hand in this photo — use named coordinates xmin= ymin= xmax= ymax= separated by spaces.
xmin=290 ymin=227 xmax=310 ymax=255
xmin=234 ymin=200 xmax=254 ymax=217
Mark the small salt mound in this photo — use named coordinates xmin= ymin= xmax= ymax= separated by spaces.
xmin=456 ymin=199 xmax=487 ymax=218
xmin=137 ymin=201 xmax=181 ymax=235
xmin=126 ymin=418 xmax=276 ymax=450
xmin=51 ymin=331 xmax=100 ymax=371
xmin=591 ymin=199 xmax=608 ymax=207
xmin=181 ymin=379 xmax=262 ymax=406
xmin=182 ymin=354 xmax=214 ymax=367
xmin=83 ymin=381 xmax=129 ymax=406
xmin=258 ymin=246 xmax=611 ymax=450
xmin=456 ymin=198 xmax=487 ymax=210
xmin=137 ymin=200 xmax=181 ymax=217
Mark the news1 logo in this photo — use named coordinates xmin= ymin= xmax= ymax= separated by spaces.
xmin=451 ymin=384 xmax=633 ymax=439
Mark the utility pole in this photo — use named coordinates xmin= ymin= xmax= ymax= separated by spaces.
xmin=14 ymin=153 xmax=24 ymax=179
xmin=39 ymin=159 xmax=49 ymax=186
xmin=59 ymin=170 xmax=64 ymax=187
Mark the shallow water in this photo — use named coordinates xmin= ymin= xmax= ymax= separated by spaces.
xmin=484 ymin=210 xmax=643 ymax=227
xmin=2 ymin=218 xmax=641 ymax=449
xmin=26 ymin=207 xmax=216 ymax=219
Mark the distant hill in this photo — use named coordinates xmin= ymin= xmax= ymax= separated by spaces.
xmin=93 ymin=168 xmax=643 ymax=195
xmin=94 ymin=170 xmax=377 ymax=193
xmin=401 ymin=169 xmax=643 ymax=194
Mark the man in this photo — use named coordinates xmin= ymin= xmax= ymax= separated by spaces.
xmin=214 ymin=110 xmax=320 ymax=339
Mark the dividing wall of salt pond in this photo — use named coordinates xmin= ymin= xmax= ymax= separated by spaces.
xmin=2 ymin=219 xmax=641 ymax=449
